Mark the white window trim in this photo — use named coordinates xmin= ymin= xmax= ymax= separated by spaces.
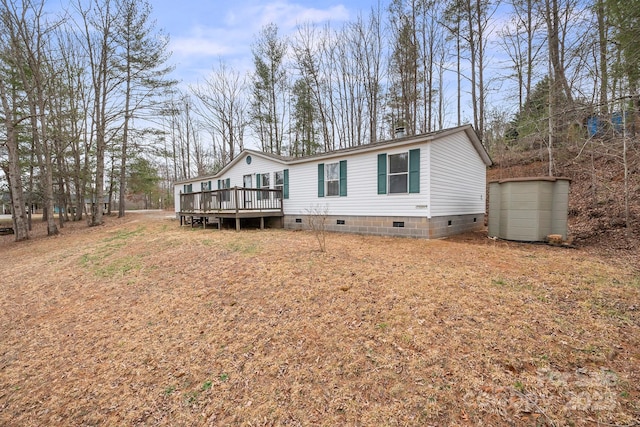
xmin=388 ymin=152 xmax=409 ymax=194
xmin=325 ymin=162 xmax=340 ymax=197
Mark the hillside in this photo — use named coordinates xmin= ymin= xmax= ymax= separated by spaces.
xmin=487 ymin=137 xmax=639 ymax=263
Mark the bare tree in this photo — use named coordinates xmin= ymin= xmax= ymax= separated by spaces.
xmin=76 ymin=0 xmax=121 ymax=226
xmin=306 ymin=204 xmax=329 ymax=252
xmin=333 ymin=21 xmax=369 ymax=147
xmin=416 ymin=0 xmax=446 ymax=132
xmin=595 ymin=0 xmax=609 ymax=115
xmin=444 ymin=0 xmax=498 ymax=139
xmin=291 ymin=23 xmax=336 ymax=151
xmin=497 ymin=0 xmax=545 ymax=114
xmin=191 ymin=60 xmax=248 ymax=166
xmin=354 ymin=7 xmax=385 ymax=142
xmin=54 ymin=28 xmax=92 ymax=221
xmin=542 ymin=0 xmax=575 ymax=108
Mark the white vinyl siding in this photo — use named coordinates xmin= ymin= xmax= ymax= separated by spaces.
xmin=174 ymin=127 xmax=488 ymax=219
xmin=219 ymin=153 xmax=286 ymax=192
xmin=284 ymin=146 xmax=429 ymax=217
xmin=430 ymin=132 xmax=486 ymax=216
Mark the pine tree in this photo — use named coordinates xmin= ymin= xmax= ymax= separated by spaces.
xmin=113 ymin=0 xmax=175 ymax=217
xmin=251 ymin=24 xmax=288 ymax=155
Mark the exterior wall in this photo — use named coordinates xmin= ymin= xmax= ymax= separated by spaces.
xmin=487 ymin=182 xmax=501 ymax=237
xmin=550 ymin=180 xmax=570 ymax=239
xmin=217 ymin=153 xmax=286 ymax=190
xmin=284 ymin=143 xmax=431 ymax=218
xmin=427 ymin=214 xmax=484 ymax=238
xmin=430 ymin=132 xmax=487 ymax=217
xmin=174 ymin=185 xmax=182 ymax=214
xmin=173 ymin=127 xmax=491 ymax=240
xmin=284 ymin=213 xmax=483 ymax=238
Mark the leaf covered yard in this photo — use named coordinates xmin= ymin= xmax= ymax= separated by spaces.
xmin=0 ymin=213 xmax=638 ymax=426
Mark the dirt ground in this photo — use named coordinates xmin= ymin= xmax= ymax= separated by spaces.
xmin=0 ymin=212 xmax=638 ymax=426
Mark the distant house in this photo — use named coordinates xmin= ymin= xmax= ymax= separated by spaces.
xmin=174 ymin=125 xmax=492 ymax=238
xmin=1 ymin=192 xmax=10 ymax=215
xmin=84 ymin=196 xmax=111 ymax=215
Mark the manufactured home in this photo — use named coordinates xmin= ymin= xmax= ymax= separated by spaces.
xmin=174 ymin=125 xmax=492 ymax=238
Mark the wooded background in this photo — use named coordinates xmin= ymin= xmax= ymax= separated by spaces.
xmin=1 ymin=0 xmax=638 ymax=242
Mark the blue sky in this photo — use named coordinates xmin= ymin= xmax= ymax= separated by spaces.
xmin=148 ymin=0 xmax=517 ymax=125
xmin=151 ymin=0 xmax=375 ymax=87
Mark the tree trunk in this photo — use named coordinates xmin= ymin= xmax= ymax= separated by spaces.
xmin=545 ymin=0 xmax=574 ymax=106
xmin=597 ymin=0 xmax=608 ymax=114
xmin=35 ymin=106 xmax=59 ymax=236
xmin=1 ymin=127 xmax=28 ymax=240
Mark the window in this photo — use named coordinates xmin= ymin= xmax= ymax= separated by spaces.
xmin=377 ymin=149 xmax=420 ymax=195
xmin=261 ymin=173 xmax=270 ymax=188
xmin=243 ymin=174 xmax=253 ymax=205
xmin=388 ymin=153 xmax=408 ymax=193
xmin=261 ymin=172 xmax=270 ymax=199
xmin=318 ymin=161 xmax=347 ymax=197
xmin=183 ymin=183 xmax=193 ymax=193
xmin=218 ymin=178 xmax=230 ymax=202
xmin=272 ymin=170 xmax=290 ymax=200
xmin=325 ymin=162 xmax=340 ymax=196
xmin=275 ymin=171 xmax=284 ymax=199
xmin=201 ymin=181 xmax=211 ymax=191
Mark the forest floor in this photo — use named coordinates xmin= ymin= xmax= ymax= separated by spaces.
xmin=0 ymin=211 xmax=638 ymax=426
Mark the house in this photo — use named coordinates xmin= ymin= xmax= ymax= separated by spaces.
xmin=1 ymin=192 xmax=10 ymax=215
xmin=174 ymin=125 xmax=492 ymax=238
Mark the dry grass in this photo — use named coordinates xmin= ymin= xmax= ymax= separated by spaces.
xmin=1 ymin=212 xmax=638 ymax=426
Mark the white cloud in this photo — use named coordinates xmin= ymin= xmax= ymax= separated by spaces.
xmin=171 ymin=26 xmax=239 ymax=57
xmin=171 ymin=36 xmax=230 ymax=58
xmin=166 ymin=1 xmax=353 ymax=85
xmin=252 ymin=2 xmax=350 ymax=29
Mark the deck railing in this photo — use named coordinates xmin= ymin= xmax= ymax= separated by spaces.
xmin=179 ymin=187 xmax=283 ymax=214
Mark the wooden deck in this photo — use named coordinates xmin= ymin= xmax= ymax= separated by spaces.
xmin=179 ymin=187 xmax=283 ymax=230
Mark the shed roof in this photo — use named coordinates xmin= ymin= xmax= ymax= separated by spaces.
xmin=489 ymin=176 xmax=572 ymax=184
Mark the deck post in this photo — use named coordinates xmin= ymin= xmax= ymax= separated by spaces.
xmin=234 ymin=187 xmax=239 ymax=215
xmin=260 ymin=216 xmax=264 ymax=229
xmin=280 ymin=191 xmax=284 ymax=216
xmin=235 ymin=186 xmax=241 ymax=231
